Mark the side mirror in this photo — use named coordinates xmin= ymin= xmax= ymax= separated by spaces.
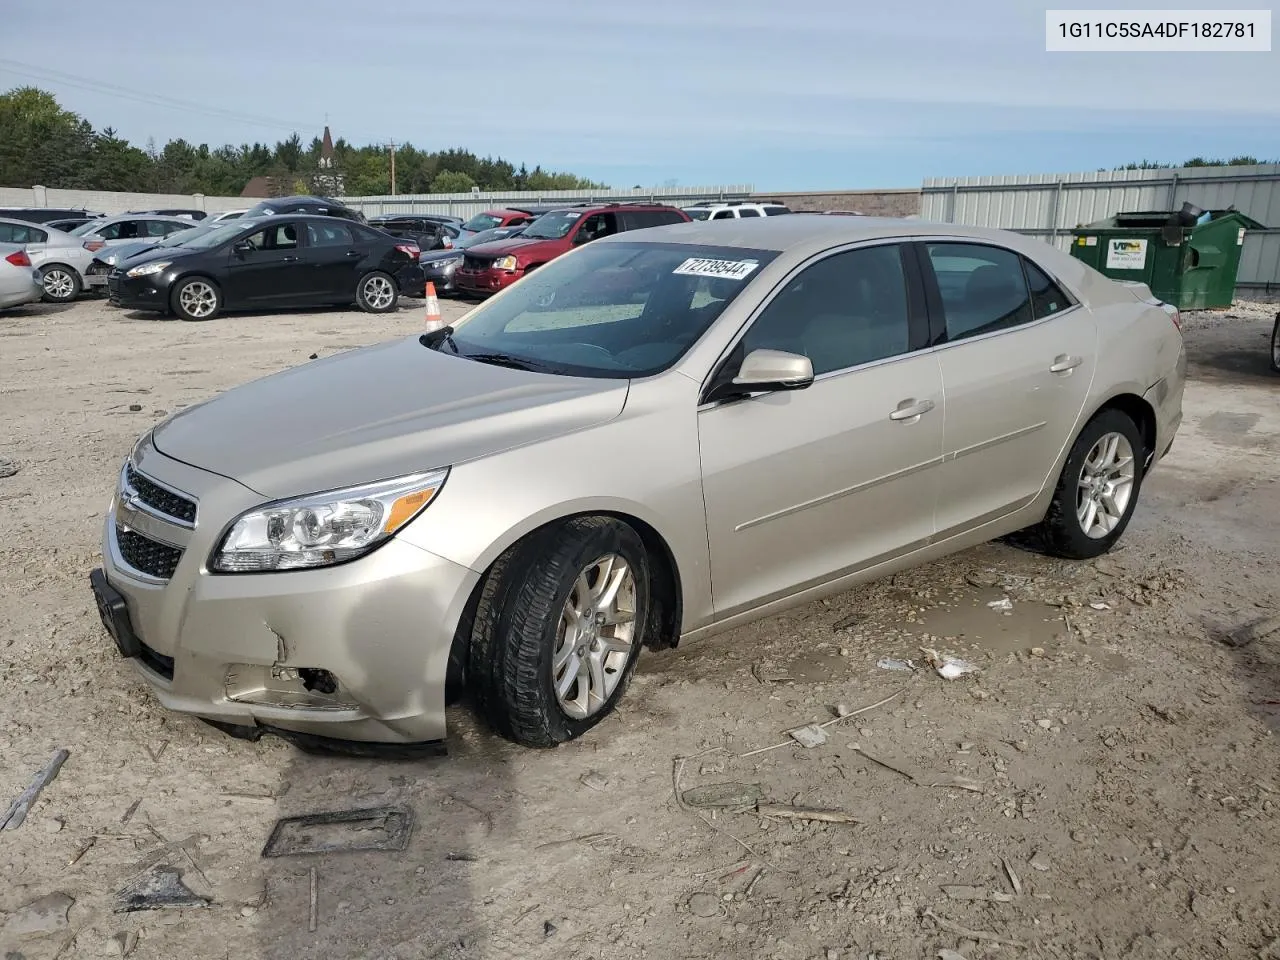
xmin=706 ymin=349 xmax=814 ymax=403
xmin=232 ymin=240 xmax=253 ymax=255
xmin=572 ymin=231 xmax=593 ymax=245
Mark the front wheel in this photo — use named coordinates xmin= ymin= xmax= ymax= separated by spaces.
xmin=1038 ymin=409 xmax=1145 ymax=559
xmin=356 ymin=271 xmax=398 ymax=313
xmin=1270 ymin=312 xmax=1280 ymax=374
xmin=40 ymin=265 xmax=81 ymax=303
xmin=171 ymin=277 xmax=221 ymax=321
xmin=470 ymin=517 xmax=650 ymax=747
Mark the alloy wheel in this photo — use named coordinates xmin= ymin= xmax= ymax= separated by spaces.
xmin=552 ymin=554 xmax=637 ymax=719
xmin=179 ymin=281 xmax=217 ymax=318
xmin=42 ymin=269 xmax=75 ymax=300
xmin=363 ymin=275 xmax=395 ymax=310
xmin=1076 ymin=431 xmax=1136 ymax=539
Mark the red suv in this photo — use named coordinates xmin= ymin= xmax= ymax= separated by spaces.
xmin=455 ymin=202 xmax=690 ymax=296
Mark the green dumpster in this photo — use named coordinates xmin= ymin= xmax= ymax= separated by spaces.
xmin=1069 ymin=203 xmax=1264 ymax=310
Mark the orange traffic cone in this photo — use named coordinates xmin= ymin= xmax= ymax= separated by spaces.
xmin=423 ymin=281 xmax=445 ymax=332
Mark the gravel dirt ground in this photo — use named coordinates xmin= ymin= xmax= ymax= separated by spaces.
xmin=0 ymin=295 xmax=1277 ymax=960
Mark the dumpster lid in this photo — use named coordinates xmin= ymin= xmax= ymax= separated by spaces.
xmin=1082 ymin=209 xmax=1266 ymax=230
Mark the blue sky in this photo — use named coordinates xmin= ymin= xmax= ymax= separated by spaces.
xmin=2 ymin=0 xmax=1276 ymax=190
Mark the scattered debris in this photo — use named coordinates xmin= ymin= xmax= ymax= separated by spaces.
xmin=921 ymin=908 xmax=1026 ymax=947
xmin=1001 ymin=857 xmax=1023 ymax=896
xmin=67 ymin=837 xmax=96 ymax=866
xmin=534 ymin=832 xmax=619 ymax=852
xmin=261 ymin=806 xmax=413 ymax=857
xmin=308 ymin=352 xmax=319 ymax=360
xmin=120 ymin=799 xmax=142 ymax=825
xmin=115 ymin=865 xmax=210 ymax=912
xmin=850 ymin=743 xmax=984 ymax=794
xmin=108 ymin=931 xmax=139 ymax=957
xmin=2 ymin=892 xmax=74 ymax=938
xmin=1036 ymin=719 xmax=1053 ymax=730
xmin=756 ymin=803 xmax=860 ymax=825
xmin=127 ymin=404 xmax=143 ymax=412
xmin=876 ymin=658 xmax=915 ymax=672
xmin=1 ymin=749 xmax=70 ymax=831
xmin=922 ymin=649 xmax=979 ymax=680
xmin=1218 ymin=615 xmax=1280 ymax=649
xmin=445 ymin=852 xmax=478 ymax=862
xmin=0 ymin=457 xmax=19 ymax=478
xmin=787 ymin=724 xmax=829 ymax=749
xmin=682 ymin=782 xmax=764 ymax=809
xmin=751 ymin=663 xmax=794 ymax=683
xmin=744 ymin=867 xmax=765 ymax=897
xmin=687 ymin=892 xmax=721 ymax=918
xmin=308 ymin=866 xmax=318 ymax=932
xmin=43 ymin=817 xmax=63 ymax=834
xmin=986 ymin=598 xmax=1013 ymax=612
xmin=937 ymin=950 xmax=970 ymax=960
xmin=1029 ymin=852 xmax=1051 ymax=872
xmin=941 ymin=885 xmax=989 ymax=901
xmin=144 ymin=741 xmax=169 ymax=763
xmin=738 ymin=688 xmax=908 ymax=758
xmin=579 ymin=771 xmax=609 ymax=792
xmin=542 ymin=919 xmax=558 ymax=938
xmin=831 ymin=613 xmax=860 ymax=632
xmin=1089 ymin=601 xmax=1111 ymax=610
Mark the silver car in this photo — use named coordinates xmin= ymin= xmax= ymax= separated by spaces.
xmin=69 ymin=214 xmax=196 ymax=256
xmin=90 ymin=217 xmax=1186 ymax=752
xmin=0 ymin=244 xmax=44 ymax=309
xmin=0 ymin=217 xmax=96 ymax=302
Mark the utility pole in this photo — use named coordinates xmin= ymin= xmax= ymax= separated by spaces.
xmin=387 ymin=139 xmax=397 ymax=196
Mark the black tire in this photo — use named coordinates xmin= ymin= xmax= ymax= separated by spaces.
xmin=356 ymin=271 xmax=399 ymax=313
xmin=469 ymin=517 xmax=650 ymax=748
xmin=39 ymin=264 xmax=81 ymax=303
xmin=1038 ymin=409 xmax=1145 ymax=560
xmin=1270 ymin=313 xmax=1280 ymax=374
xmin=170 ymin=277 xmax=221 ymax=322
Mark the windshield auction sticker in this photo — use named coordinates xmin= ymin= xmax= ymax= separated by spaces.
xmin=1046 ymin=9 xmax=1270 ymax=51
xmin=673 ymin=258 xmax=760 ymax=281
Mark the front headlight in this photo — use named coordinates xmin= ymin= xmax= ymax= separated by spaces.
xmin=493 ymin=255 xmax=519 ymax=271
xmin=126 ymin=261 xmax=171 ymax=278
xmin=105 ymin=254 xmax=118 ymax=265
xmin=212 ymin=469 xmax=449 ymax=573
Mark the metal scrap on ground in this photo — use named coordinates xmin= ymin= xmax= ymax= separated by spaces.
xmin=115 ymin=865 xmax=210 ymax=912
xmin=261 ymin=806 xmax=414 ymax=858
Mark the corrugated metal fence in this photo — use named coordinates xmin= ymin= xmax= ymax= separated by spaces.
xmin=922 ymin=165 xmax=1280 ymax=292
xmin=343 ymin=185 xmax=754 ymax=220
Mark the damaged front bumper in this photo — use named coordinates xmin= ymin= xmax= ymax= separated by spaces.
xmin=93 ymin=444 xmax=480 ymax=750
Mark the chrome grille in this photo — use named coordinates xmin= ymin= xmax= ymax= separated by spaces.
xmin=116 ymin=529 xmax=183 ymax=580
xmin=124 ymin=464 xmax=197 ymax=525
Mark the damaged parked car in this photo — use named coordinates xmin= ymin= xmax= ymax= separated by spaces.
xmin=90 ymin=216 xmax=1185 ymax=754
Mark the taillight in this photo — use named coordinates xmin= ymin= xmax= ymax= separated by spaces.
xmin=395 ymin=243 xmax=420 ymax=259
xmin=5 ymin=250 xmax=31 ymax=267
xmin=442 ymin=237 xmax=453 ymax=249
xmin=1162 ymin=304 xmax=1182 ymax=330
xmin=84 ymin=240 xmax=105 ymax=253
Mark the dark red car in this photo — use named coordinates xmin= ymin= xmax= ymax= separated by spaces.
xmin=456 ymin=202 xmax=689 ymax=296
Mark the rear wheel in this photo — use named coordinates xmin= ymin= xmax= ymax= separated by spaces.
xmin=356 ymin=271 xmax=398 ymax=313
xmin=171 ymin=278 xmax=221 ymax=321
xmin=469 ymin=517 xmax=650 ymax=747
xmin=40 ymin=265 xmax=81 ymax=303
xmin=1038 ymin=409 xmax=1144 ymax=559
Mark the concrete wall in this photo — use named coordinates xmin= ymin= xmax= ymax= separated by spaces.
xmin=753 ymin=189 xmax=921 ymax=217
xmin=0 ymin=186 xmax=250 ymax=216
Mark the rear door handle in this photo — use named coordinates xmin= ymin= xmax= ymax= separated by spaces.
xmin=889 ymin=398 xmax=936 ymax=421
xmin=281 ymin=255 xmax=300 ymax=263
xmin=346 ymin=250 xmax=361 ymax=258
xmin=1050 ymin=354 xmax=1083 ymax=374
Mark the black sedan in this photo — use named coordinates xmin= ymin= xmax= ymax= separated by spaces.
xmin=419 ymin=225 xmax=526 ymax=293
xmin=107 ymin=215 xmax=425 ymax=321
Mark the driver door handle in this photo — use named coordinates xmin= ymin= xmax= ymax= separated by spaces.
xmin=280 ymin=255 xmax=300 ymax=263
xmin=889 ymin=398 xmax=935 ymax=421
xmin=1050 ymin=354 xmax=1083 ymax=374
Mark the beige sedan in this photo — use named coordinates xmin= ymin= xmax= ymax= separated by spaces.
xmin=91 ymin=216 xmax=1185 ymax=753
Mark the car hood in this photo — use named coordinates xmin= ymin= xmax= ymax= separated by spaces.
xmin=419 ymin=248 xmax=464 ymax=265
xmin=116 ymin=246 xmax=204 ymax=269
xmin=151 ymin=336 xmax=629 ymax=499
xmin=466 ymin=236 xmax=561 ymax=259
xmin=101 ymin=241 xmax=160 ymax=265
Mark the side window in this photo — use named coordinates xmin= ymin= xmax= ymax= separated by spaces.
xmin=143 ymin=221 xmax=170 ymax=237
xmin=577 ymin=212 xmax=618 ymax=243
xmin=1023 ymin=258 xmax=1072 ymax=319
xmin=0 ymin=224 xmax=17 ymax=243
xmin=711 ymin=210 xmax=734 ymax=220
xmin=307 ymin=222 xmax=355 ymax=247
xmin=117 ymin=221 xmax=142 ymax=240
xmin=28 ymin=227 xmax=47 ymax=243
xmin=98 ymin=222 xmax=124 ymax=240
xmin=925 ymin=243 xmax=1034 ymax=342
xmin=737 ymin=208 xmax=761 ymax=218
xmin=243 ymin=224 xmax=300 ymax=251
xmin=742 ymin=244 xmax=912 ymax=376
xmin=764 ymin=207 xmax=791 ymax=216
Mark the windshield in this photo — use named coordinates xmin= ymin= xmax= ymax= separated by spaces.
xmin=684 ymin=208 xmax=711 ymax=220
xmin=69 ymin=220 xmax=105 ymax=236
xmin=462 ymin=212 xmax=503 ymax=232
xmin=179 ymin=223 xmax=253 ymax=250
xmin=158 ymin=226 xmax=206 ymax=247
xmin=520 ymin=210 xmax=581 ymax=240
xmin=445 ymin=241 xmax=777 ymax=378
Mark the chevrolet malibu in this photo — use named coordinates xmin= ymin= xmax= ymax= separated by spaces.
xmin=90 ymin=216 xmax=1185 ymax=753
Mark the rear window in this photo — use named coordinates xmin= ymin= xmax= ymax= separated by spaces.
xmin=462 ymin=212 xmax=504 ymax=232
xmin=764 ymin=206 xmax=791 ymax=216
xmin=684 ymin=208 xmax=711 ymax=220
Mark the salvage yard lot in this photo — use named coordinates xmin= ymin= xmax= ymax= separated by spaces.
xmin=1 ymin=297 xmax=1278 ymax=960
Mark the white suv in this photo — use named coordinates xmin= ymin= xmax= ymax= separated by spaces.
xmin=682 ymin=201 xmax=791 ymax=221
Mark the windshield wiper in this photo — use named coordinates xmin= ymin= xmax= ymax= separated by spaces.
xmin=463 ymin=351 xmax=544 ymax=372
xmin=418 ymin=325 xmax=458 ymax=353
